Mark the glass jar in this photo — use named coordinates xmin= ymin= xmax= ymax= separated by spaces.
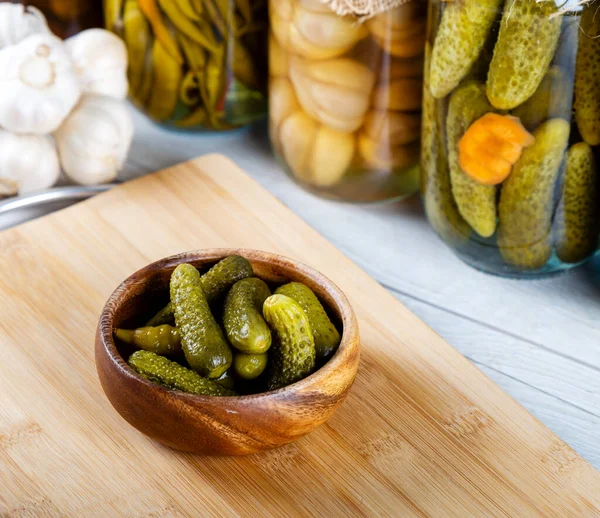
xmin=6 ymin=0 xmax=104 ymax=38
xmin=269 ymin=0 xmax=426 ymax=203
xmin=422 ymin=0 xmax=600 ymax=278
xmin=104 ymin=0 xmax=268 ymax=131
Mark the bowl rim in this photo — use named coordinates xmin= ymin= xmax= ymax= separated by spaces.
xmin=97 ymin=248 xmax=359 ymax=403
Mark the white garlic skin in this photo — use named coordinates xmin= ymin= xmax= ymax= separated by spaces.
xmin=54 ymin=95 xmax=134 ymax=185
xmin=0 ymin=129 xmax=60 ymax=194
xmin=0 ymin=4 xmax=50 ymax=49
xmin=65 ymin=29 xmax=128 ymax=99
xmin=0 ymin=33 xmax=81 ymax=134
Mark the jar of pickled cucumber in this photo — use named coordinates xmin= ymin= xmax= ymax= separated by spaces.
xmin=422 ymin=0 xmax=600 ymax=277
xmin=104 ymin=0 xmax=267 ymax=130
xmin=269 ymin=0 xmax=426 ymax=203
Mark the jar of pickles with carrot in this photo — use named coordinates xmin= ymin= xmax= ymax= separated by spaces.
xmin=269 ymin=0 xmax=426 ymax=203
xmin=422 ymin=0 xmax=600 ymax=277
xmin=104 ymin=0 xmax=267 ymax=130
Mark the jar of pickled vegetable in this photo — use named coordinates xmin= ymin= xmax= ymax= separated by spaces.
xmin=422 ymin=0 xmax=600 ymax=277
xmin=269 ymin=0 xmax=426 ymax=203
xmin=104 ymin=0 xmax=267 ymax=130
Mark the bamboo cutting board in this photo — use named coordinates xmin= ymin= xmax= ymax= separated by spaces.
xmin=1 ymin=155 xmax=599 ymax=517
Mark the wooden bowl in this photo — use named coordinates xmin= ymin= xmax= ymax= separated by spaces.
xmin=95 ymin=249 xmax=360 ymax=455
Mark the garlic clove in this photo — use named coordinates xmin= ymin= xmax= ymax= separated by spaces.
xmin=279 ymin=111 xmax=319 ymax=182
xmin=65 ymin=29 xmax=129 ymax=99
xmin=294 ymin=5 xmax=368 ymax=55
xmin=270 ymin=0 xmax=294 ymax=23
xmin=310 ymin=125 xmax=355 ymax=187
xmin=269 ymin=77 xmax=301 ymax=152
xmin=0 ymin=4 xmax=50 ymax=50
xmin=363 ymin=110 xmax=421 ymax=147
xmin=0 ymin=33 xmax=81 ymax=134
xmin=54 ymin=95 xmax=133 ymax=185
xmin=0 ymin=129 xmax=60 ymax=194
xmin=298 ymin=0 xmax=332 ymax=13
xmin=269 ymin=34 xmax=289 ymax=78
xmin=372 ymin=78 xmax=423 ymax=111
xmin=358 ymin=132 xmax=420 ymax=171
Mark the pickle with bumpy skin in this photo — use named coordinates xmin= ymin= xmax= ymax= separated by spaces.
xmin=223 ymin=277 xmax=272 ymax=354
xmin=115 ymin=325 xmax=181 ymax=355
xmin=554 ymin=143 xmax=600 ymax=264
xmin=233 ymin=353 xmax=268 ymax=380
xmin=575 ymin=3 xmax=600 ymax=146
xmin=447 ymin=82 xmax=497 ymax=238
xmin=201 ymin=255 xmax=254 ymax=301
xmin=146 ymin=256 xmax=253 ymax=326
xmin=170 ymin=263 xmax=232 ymax=378
xmin=487 ymin=0 xmax=562 ymax=110
xmin=497 ymin=119 xmax=570 ymax=270
xmin=429 ymin=0 xmax=502 ymax=98
xmin=512 ymin=66 xmax=572 ymax=132
xmin=275 ymin=282 xmax=340 ymax=361
xmin=128 ymin=350 xmax=236 ymax=396
xmin=263 ymin=294 xmax=316 ymax=391
xmin=422 ymin=44 xmax=471 ymax=244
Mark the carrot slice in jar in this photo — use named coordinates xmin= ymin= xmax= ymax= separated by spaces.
xmin=458 ymin=113 xmax=534 ymax=185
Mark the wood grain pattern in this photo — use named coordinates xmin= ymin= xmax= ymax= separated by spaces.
xmin=120 ymin=111 xmax=600 ymax=468
xmin=96 ymin=249 xmax=360 ymax=455
xmin=0 ymin=155 xmax=599 ymax=516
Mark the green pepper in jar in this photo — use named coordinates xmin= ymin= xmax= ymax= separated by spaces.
xmin=115 ymin=325 xmax=181 ymax=355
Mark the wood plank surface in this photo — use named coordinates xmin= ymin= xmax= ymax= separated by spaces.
xmin=1 ymin=155 xmax=599 ymax=517
xmin=117 ymin=109 xmax=600 ymax=469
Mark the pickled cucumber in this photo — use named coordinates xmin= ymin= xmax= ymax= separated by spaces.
xmin=429 ymin=0 xmax=503 ymax=98
xmin=487 ymin=0 xmax=562 ymax=110
xmin=275 ymin=282 xmax=340 ymax=361
xmin=422 ymin=44 xmax=471 ymax=244
xmin=233 ymin=353 xmax=268 ymax=380
xmin=497 ymin=118 xmax=570 ymax=269
xmin=201 ymin=255 xmax=254 ymax=301
xmin=223 ymin=278 xmax=272 ymax=354
xmin=215 ymin=369 xmax=236 ymax=390
xmin=128 ymin=350 xmax=236 ymax=396
xmin=146 ymin=255 xmax=254 ymax=326
xmin=554 ymin=142 xmax=600 ymax=264
xmin=446 ymin=82 xmax=497 ymax=238
xmin=115 ymin=325 xmax=181 ymax=355
xmin=146 ymin=303 xmax=176 ymax=327
xmin=262 ymin=294 xmax=316 ymax=391
xmin=512 ymin=66 xmax=572 ymax=131
xmin=575 ymin=3 xmax=600 ymax=146
xmin=170 ymin=263 xmax=232 ymax=378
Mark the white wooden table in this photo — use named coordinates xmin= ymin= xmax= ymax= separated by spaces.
xmin=122 ymin=106 xmax=596 ymax=469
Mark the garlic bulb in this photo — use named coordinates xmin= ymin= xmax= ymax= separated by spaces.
xmin=65 ymin=29 xmax=128 ymax=99
xmin=0 ymin=129 xmax=60 ymax=195
xmin=54 ymin=95 xmax=133 ymax=185
xmin=0 ymin=3 xmax=49 ymax=49
xmin=0 ymin=33 xmax=81 ymax=134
